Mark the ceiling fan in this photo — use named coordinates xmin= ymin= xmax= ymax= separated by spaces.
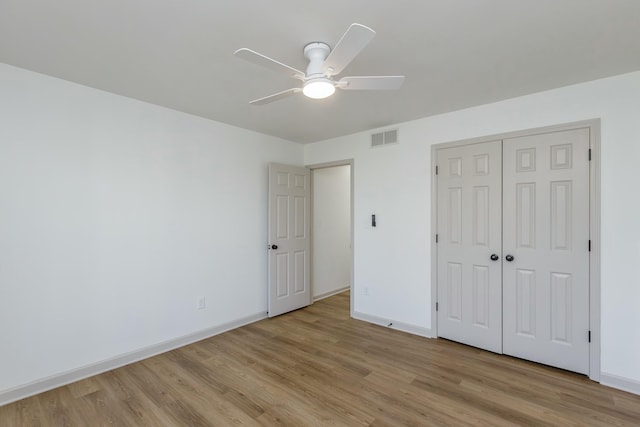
xmin=234 ymin=23 xmax=405 ymax=105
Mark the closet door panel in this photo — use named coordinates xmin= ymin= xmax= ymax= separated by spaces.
xmin=502 ymin=128 xmax=590 ymax=375
xmin=436 ymin=141 xmax=502 ymax=353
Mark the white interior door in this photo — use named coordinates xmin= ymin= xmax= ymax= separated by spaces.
xmin=502 ymin=128 xmax=590 ymax=374
xmin=436 ymin=140 xmax=503 ymax=353
xmin=268 ymin=163 xmax=311 ymax=317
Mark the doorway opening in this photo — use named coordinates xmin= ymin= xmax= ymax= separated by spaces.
xmin=310 ymin=161 xmax=354 ymax=316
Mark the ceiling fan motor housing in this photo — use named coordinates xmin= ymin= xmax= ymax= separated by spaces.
xmin=303 ymin=42 xmax=331 ymax=78
xmin=302 ymin=42 xmax=336 ymax=99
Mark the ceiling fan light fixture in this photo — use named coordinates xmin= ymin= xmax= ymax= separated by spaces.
xmin=303 ymin=78 xmax=335 ymax=99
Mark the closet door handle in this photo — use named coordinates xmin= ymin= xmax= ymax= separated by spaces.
xmin=505 ymin=254 xmax=514 ymax=262
xmin=490 ymin=254 xmax=499 ymax=261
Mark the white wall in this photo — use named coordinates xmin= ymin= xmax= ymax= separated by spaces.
xmin=0 ymin=63 xmax=303 ymax=397
xmin=312 ymin=165 xmax=351 ymax=299
xmin=304 ymin=71 xmax=640 ymax=386
xmin=2 ymin=61 xmax=639 ymax=401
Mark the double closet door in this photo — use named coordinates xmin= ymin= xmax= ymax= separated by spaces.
xmin=436 ymin=128 xmax=590 ymax=375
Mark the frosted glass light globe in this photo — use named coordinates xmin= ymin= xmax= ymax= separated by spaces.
xmin=303 ymin=79 xmax=336 ymax=99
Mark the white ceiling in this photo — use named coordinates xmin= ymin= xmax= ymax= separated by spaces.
xmin=2 ymin=1 xmax=640 ymax=143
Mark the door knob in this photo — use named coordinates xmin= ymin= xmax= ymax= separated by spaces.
xmin=505 ymin=254 xmax=514 ymax=262
xmin=490 ymin=254 xmax=499 ymax=261
xmin=269 ymin=244 xmax=278 ymax=250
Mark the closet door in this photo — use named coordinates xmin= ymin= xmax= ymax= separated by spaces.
xmin=502 ymin=128 xmax=590 ymax=374
xmin=436 ymin=141 xmax=503 ymax=353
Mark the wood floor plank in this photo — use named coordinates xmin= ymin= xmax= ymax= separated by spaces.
xmin=94 ymin=369 xmax=178 ymax=427
xmin=2 ymin=291 xmax=640 ymax=426
xmin=66 ymin=377 xmax=101 ymax=399
xmin=145 ymin=356 xmax=258 ymax=425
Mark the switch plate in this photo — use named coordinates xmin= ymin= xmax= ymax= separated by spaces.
xmin=197 ymin=296 xmax=206 ymax=310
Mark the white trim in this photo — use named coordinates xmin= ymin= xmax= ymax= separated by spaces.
xmin=588 ymin=120 xmax=601 ymax=382
xmin=430 ymin=119 xmax=601 ymax=380
xmin=600 ymin=372 xmax=640 ymax=396
xmin=353 ymin=311 xmax=433 ymax=338
xmin=0 ymin=311 xmax=267 ymax=407
xmin=430 ymin=143 xmax=439 ymax=336
xmin=313 ymin=286 xmax=350 ymax=302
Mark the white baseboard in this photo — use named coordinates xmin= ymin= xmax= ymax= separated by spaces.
xmin=352 ymin=311 xmax=433 ymax=338
xmin=313 ymin=286 xmax=350 ymax=302
xmin=0 ymin=311 xmax=267 ymax=407
xmin=600 ymin=372 xmax=640 ymax=396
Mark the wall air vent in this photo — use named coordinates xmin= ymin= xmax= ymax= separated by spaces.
xmin=371 ymin=129 xmax=399 ymax=148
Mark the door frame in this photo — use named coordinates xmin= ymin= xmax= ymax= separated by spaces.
xmin=430 ymin=119 xmax=601 ymax=381
xmin=306 ymin=159 xmax=355 ymax=317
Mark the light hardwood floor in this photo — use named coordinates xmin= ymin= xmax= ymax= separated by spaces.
xmin=2 ymin=291 xmax=639 ymax=426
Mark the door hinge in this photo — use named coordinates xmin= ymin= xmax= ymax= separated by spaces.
xmin=436 ymin=302 xmax=439 ymax=312
xmin=435 ymin=165 xmax=438 ymax=175
xmin=588 ymin=149 xmax=592 ymax=161
xmin=435 ymin=234 xmax=439 ymax=243
xmin=588 ymin=240 xmax=591 ymax=252
xmin=588 ymin=330 xmax=591 ymax=343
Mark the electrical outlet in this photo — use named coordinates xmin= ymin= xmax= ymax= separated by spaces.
xmin=197 ymin=296 xmax=206 ymax=310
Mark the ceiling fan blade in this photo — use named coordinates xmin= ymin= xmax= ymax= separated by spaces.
xmin=323 ymin=23 xmax=376 ymax=76
xmin=234 ymin=48 xmax=305 ymax=80
xmin=338 ymin=76 xmax=405 ymax=90
xmin=249 ymin=88 xmax=302 ymax=105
